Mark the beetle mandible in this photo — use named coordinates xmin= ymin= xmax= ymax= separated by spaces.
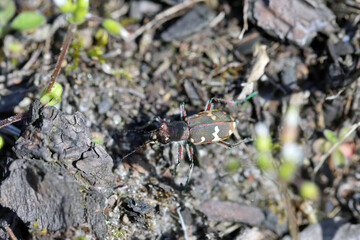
xmin=121 ymin=91 xmax=258 ymax=189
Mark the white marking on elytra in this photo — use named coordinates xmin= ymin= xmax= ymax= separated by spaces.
xmin=212 ymin=126 xmax=222 ymax=142
xmin=200 ymin=136 xmax=206 ymax=143
xmin=229 ymin=130 xmax=233 ymax=136
xmin=207 ymin=112 xmax=217 ymax=120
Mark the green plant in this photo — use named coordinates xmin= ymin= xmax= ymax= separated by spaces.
xmin=0 ymin=0 xmax=44 ymax=36
xmin=91 ymin=137 xmax=103 ymax=145
xmin=254 ymin=105 xmax=319 ymax=239
xmin=67 ymin=33 xmax=84 ymax=72
xmin=54 ymin=0 xmax=89 ymax=24
xmin=313 ymin=126 xmax=355 ymax=167
xmin=86 ymin=28 xmax=107 ymax=62
xmin=0 ymin=135 xmax=4 ymax=149
xmin=102 ymin=18 xmax=129 ymax=38
xmin=10 ymin=11 xmax=44 ymax=30
xmin=40 ymin=82 xmax=63 ymax=107
xmin=300 ymin=181 xmax=319 ymax=200
xmin=0 ymin=0 xmax=15 ymax=35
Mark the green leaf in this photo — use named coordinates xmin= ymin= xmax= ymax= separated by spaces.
xmin=95 ymin=28 xmax=108 ymax=46
xmin=92 ymin=137 xmax=103 ymax=145
xmin=225 ymin=157 xmax=241 ymax=172
xmin=8 ymin=40 xmax=23 ymax=52
xmin=102 ymin=18 xmax=123 ymax=35
xmin=10 ymin=11 xmax=44 ymax=30
xmin=40 ymin=82 xmax=63 ymax=106
xmin=278 ymin=161 xmax=297 ymax=182
xmin=256 ymin=152 xmax=273 ymax=171
xmin=68 ymin=0 xmax=89 ymax=24
xmin=54 ymin=0 xmax=75 ymax=13
xmin=0 ymin=135 xmax=4 ymax=149
xmin=323 ymin=130 xmax=337 ymax=144
xmin=300 ymin=181 xmax=319 ymax=200
xmin=313 ymin=138 xmax=326 ymax=153
xmin=338 ymin=125 xmax=355 ymax=141
xmin=332 ymin=148 xmax=345 ymax=167
xmin=0 ymin=0 xmax=15 ymax=27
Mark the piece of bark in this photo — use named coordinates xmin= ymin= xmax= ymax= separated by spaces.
xmin=197 ymin=200 xmax=265 ymax=225
xmin=0 ymin=159 xmax=84 ymax=231
xmin=1 ymin=101 xmax=115 ymax=238
xmin=161 ymin=4 xmax=215 ymax=42
xmin=249 ymin=0 xmax=338 ymax=46
xmin=14 ymin=102 xmax=114 ymax=193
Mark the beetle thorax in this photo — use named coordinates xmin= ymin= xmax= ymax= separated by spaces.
xmin=168 ymin=121 xmax=189 ymax=142
xmin=152 ymin=120 xmax=189 ymax=144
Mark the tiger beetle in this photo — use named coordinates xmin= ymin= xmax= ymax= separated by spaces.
xmin=121 ymin=91 xmax=258 ymax=190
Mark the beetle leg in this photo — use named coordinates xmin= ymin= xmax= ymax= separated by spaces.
xmin=180 ymin=103 xmax=186 ymax=120
xmin=184 ymin=143 xmax=194 ymax=191
xmin=217 ymin=138 xmax=253 ymax=149
xmin=204 ymin=99 xmax=213 ymax=111
xmin=173 ymin=144 xmax=183 ymax=176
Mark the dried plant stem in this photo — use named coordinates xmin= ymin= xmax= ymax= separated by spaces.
xmin=281 ymin=183 xmax=298 ymax=240
xmin=5 ymin=225 xmax=17 ymax=240
xmin=46 ymin=23 xmax=76 ymax=93
xmin=239 ymin=0 xmax=249 ymax=39
xmin=129 ymin=0 xmax=205 ymax=41
xmin=0 ymin=112 xmax=27 ymax=129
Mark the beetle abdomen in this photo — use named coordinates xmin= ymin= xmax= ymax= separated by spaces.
xmin=186 ymin=110 xmax=236 ymax=144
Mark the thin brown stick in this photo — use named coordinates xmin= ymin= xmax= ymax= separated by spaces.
xmin=238 ymin=0 xmax=249 ymax=39
xmin=5 ymin=225 xmax=17 ymax=240
xmin=0 ymin=112 xmax=28 ymax=129
xmin=282 ymin=184 xmax=298 ymax=240
xmin=22 ymin=45 xmax=43 ymax=70
xmin=46 ymin=23 xmax=76 ymax=94
xmin=129 ymin=0 xmax=205 ymax=41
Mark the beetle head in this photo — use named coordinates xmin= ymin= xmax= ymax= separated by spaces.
xmin=151 ymin=117 xmax=171 ymax=144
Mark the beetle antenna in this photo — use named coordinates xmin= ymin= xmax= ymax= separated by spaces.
xmin=209 ymin=91 xmax=258 ymax=107
xmin=235 ymin=91 xmax=258 ymax=104
xmin=122 ymin=129 xmax=156 ymax=134
xmin=120 ymin=139 xmax=152 ymax=163
xmin=119 ymin=128 xmax=160 ymax=163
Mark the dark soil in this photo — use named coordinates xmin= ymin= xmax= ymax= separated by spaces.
xmin=1 ymin=0 xmax=360 ymax=239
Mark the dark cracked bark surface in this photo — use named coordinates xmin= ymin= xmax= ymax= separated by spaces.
xmin=0 ymin=159 xmax=84 ymax=231
xmin=0 ymin=101 xmax=115 ymax=239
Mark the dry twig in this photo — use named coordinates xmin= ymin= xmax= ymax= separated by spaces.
xmin=129 ymin=0 xmax=205 ymax=41
xmin=238 ymin=0 xmax=249 ymax=39
xmin=5 ymin=225 xmax=17 ymax=240
xmin=46 ymin=23 xmax=76 ymax=94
